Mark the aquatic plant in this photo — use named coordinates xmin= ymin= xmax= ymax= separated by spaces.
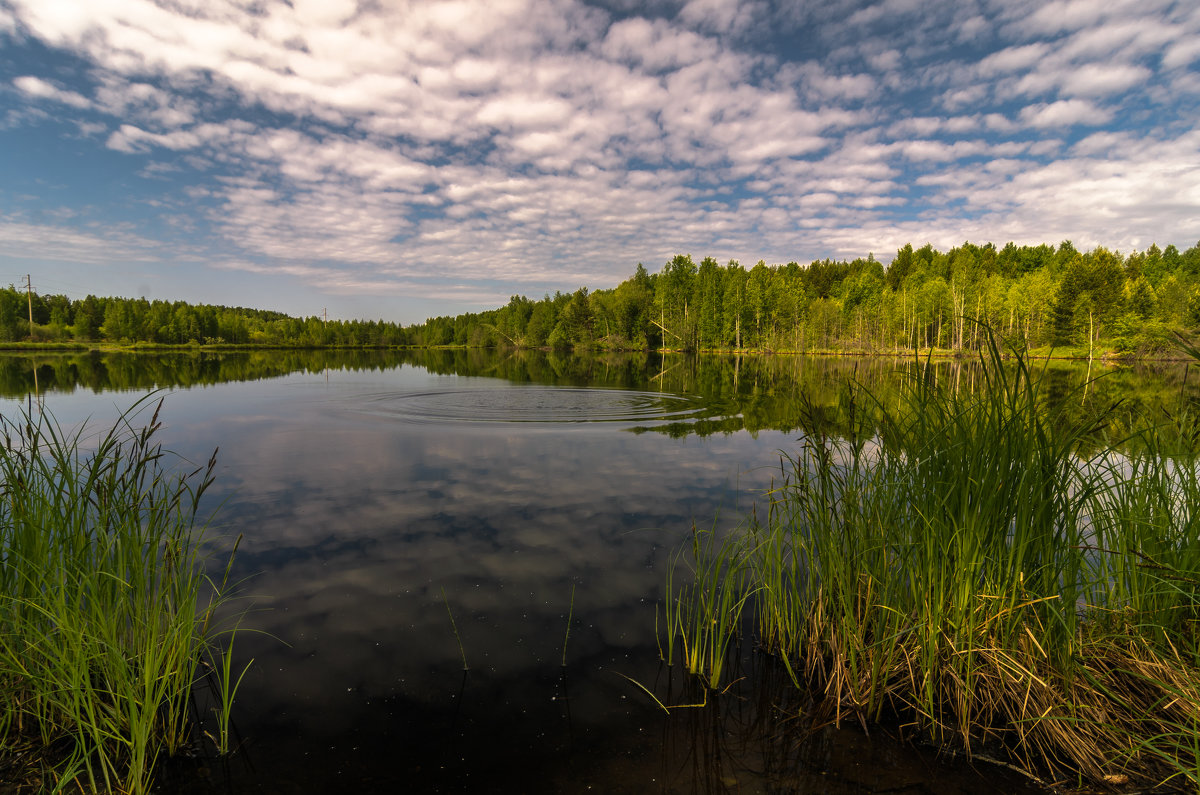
xmin=0 ymin=396 xmax=247 ymax=794
xmin=562 ymin=582 xmax=575 ymax=668
xmin=442 ymin=587 xmax=469 ymax=671
xmin=662 ymin=330 xmax=1200 ymax=790
xmin=662 ymin=520 xmax=756 ymax=690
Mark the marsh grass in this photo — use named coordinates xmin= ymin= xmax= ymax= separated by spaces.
xmin=663 ymin=331 xmax=1200 ymax=791
xmin=662 ymin=520 xmax=756 ymax=690
xmin=0 ymin=396 xmax=247 ymax=794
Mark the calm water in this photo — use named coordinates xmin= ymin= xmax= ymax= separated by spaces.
xmin=9 ymin=348 xmax=1177 ymax=793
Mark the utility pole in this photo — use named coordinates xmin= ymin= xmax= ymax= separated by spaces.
xmin=22 ymin=274 xmax=33 ymax=340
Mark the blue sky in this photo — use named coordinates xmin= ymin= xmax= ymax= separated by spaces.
xmin=1 ymin=0 xmax=1198 ymax=324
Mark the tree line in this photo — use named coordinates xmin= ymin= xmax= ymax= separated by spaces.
xmin=8 ymin=239 xmax=1200 ymax=354
xmin=0 ymin=292 xmax=409 ymax=347
xmin=408 ymin=240 xmax=1200 ymax=356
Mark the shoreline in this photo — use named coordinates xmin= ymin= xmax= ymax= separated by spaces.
xmin=0 ymin=340 xmax=1193 ymax=363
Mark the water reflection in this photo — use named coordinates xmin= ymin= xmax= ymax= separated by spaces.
xmin=5 ymin=347 xmax=1196 ymax=443
xmin=0 ymin=350 xmax=1169 ymax=792
xmin=361 ymin=385 xmax=712 ymax=425
xmin=78 ymin=367 xmax=788 ymax=792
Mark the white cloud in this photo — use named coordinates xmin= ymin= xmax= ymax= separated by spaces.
xmin=846 ymin=0 xmax=924 ymax=28
xmin=105 ymin=122 xmax=235 ymax=153
xmin=788 ymin=62 xmax=876 ymax=101
xmin=1019 ymin=0 xmax=1114 ymax=34
xmin=1056 ymin=17 xmax=1174 ymax=60
xmin=290 ymin=0 xmax=358 ymax=27
xmin=0 ymin=214 xmax=168 ymax=264
xmin=1163 ymin=36 xmax=1200 ymax=69
xmin=0 ymin=0 xmax=1196 ymax=314
xmin=678 ymin=0 xmax=764 ymax=34
xmin=889 ymin=129 xmax=1200 ymax=254
xmin=899 ymin=139 xmax=987 ymax=162
xmin=476 ymin=96 xmax=575 ymax=130
xmin=940 ymin=84 xmax=988 ymax=110
xmin=599 ymin=16 xmax=714 ymax=71
xmin=1070 ymin=130 xmax=1129 ymax=156
xmin=1058 ymin=62 xmax=1152 ymax=96
xmin=1019 ymin=98 xmax=1113 ymax=127
xmin=866 ymin=49 xmax=902 ymax=72
xmin=12 ymin=75 xmax=92 ymax=108
xmin=977 ymin=43 xmax=1051 ymax=77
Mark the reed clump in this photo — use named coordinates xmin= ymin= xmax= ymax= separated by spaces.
xmin=663 ymin=333 xmax=1200 ymax=791
xmin=0 ymin=397 xmax=247 ymax=794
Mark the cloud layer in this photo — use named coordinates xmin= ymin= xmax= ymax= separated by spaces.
xmin=2 ymin=0 xmax=1198 ymax=319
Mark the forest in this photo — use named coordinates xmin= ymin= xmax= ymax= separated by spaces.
xmin=0 ymin=292 xmax=408 ymax=347
xmin=409 ymin=240 xmax=1200 ymax=356
xmin=8 ymin=239 xmax=1200 ymax=355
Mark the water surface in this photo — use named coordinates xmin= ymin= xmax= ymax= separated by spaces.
xmin=6 ymin=349 xmax=1158 ymax=793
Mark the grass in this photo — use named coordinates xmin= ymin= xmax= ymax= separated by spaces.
xmin=661 ymin=329 xmax=1200 ymax=791
xmin=662 ymin=520 xmax=756 ymax=690
xmin=0 ymin=395 xmax=247 ymax=794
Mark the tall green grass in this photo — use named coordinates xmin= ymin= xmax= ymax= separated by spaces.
xmin=0 ymin=396 xmax=247 ymax=794
xmin=662 ymin=521 xmax=755 ymax=690
xmin=663 ymin=332 xmax=1200 ymax=790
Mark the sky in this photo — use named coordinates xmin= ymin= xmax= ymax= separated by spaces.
xmin=1 ymin=0 xmax=1198 ymax=325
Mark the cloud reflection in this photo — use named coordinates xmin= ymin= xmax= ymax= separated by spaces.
xmin=88 ymin=369 xmax=791 ymax=789
xmin=13 ymin=355 xmax=1064 ymax=792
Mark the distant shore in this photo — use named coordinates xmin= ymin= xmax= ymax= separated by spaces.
xmin=0 ymin=340 xmax=1192 ymax=363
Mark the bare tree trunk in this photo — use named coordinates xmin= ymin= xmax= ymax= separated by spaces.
xmin=972 ymin=292 xmax=983 ymax=349
xmin=1088 ymin=309 xmax=1094 ymax=364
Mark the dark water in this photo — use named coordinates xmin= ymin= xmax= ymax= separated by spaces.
xmin=8 ymin=348 xmax=1179 ymax=793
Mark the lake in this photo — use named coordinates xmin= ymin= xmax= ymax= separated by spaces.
xmin=8 ymin=348 xmax=1184 ymax=793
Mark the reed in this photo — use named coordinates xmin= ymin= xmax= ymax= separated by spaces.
xmin=662 ymin=520 xmax=756 ymax=690
xmin=0 ymin=396 xmax=247 ymax=794
xmin=561 ymin=583 xmax=575 ymax=668
xmin=662 ymin=330 xmax=1200 ymax=790
xmin=203 ymin=622 xmax=252 ymax=755
xmin=442 ymin=587 xmax=469 ymax=671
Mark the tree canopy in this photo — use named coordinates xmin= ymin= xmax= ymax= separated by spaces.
xmin=405 ymin=240 xmax=1200 ymax=356
xmin=9 ymin=238 xmax=1200 ymax=356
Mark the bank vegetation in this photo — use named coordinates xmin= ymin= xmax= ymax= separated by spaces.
xmin=8 ymin=240 xmax=1200 ymax=358
xmin=663 ymin=333 xmax=1200 ymax=791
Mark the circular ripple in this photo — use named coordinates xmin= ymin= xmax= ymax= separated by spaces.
xmin=362 ymin=386 xmax=709 ymax=424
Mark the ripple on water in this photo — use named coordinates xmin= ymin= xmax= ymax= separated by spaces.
xmin=359 ymin=386 xmax=710 ymax=425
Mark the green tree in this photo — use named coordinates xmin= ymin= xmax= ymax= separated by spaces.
xmin=695 ymin=256 xmax=723 ymax=348
xmin=657 ymin=255 xmax=697 ymax=349
xmin=525 ymin=301 xmax=557 ymax=346
xmin=746 ymin=261 xmax=775 ymax=349
xmin=0 ymin=287 xmax=25 ymax=341
xmin=887 ymin=244 xmax=915 ymax=291
xmin=721 ymin=260 xmax=748 ymax=349
xmin=101 ymin=300 xmax=134 ymax=342
xmin=916 ymin=277 xmax=952 ymax=348
xmin=72 ymin=296 xmax=103 ymax=340
xmin=559 ymin=287 xmax=595 ymax=346
xmin=1128 ymin=276 xmax=1156 ymax=320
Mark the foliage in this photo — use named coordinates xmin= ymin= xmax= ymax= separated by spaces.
xmin=661 ymin=331 xmax=1200 ymax=790
xmin=0 ymin=397 xmax=247 ymax=793
xmin=9 ymin=238 xmax=1200 ymax=356
xmin=403 ymin=239 xmax=1200 ymax=356
xmin=0 ymin=290 xmax=410 ymax=347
